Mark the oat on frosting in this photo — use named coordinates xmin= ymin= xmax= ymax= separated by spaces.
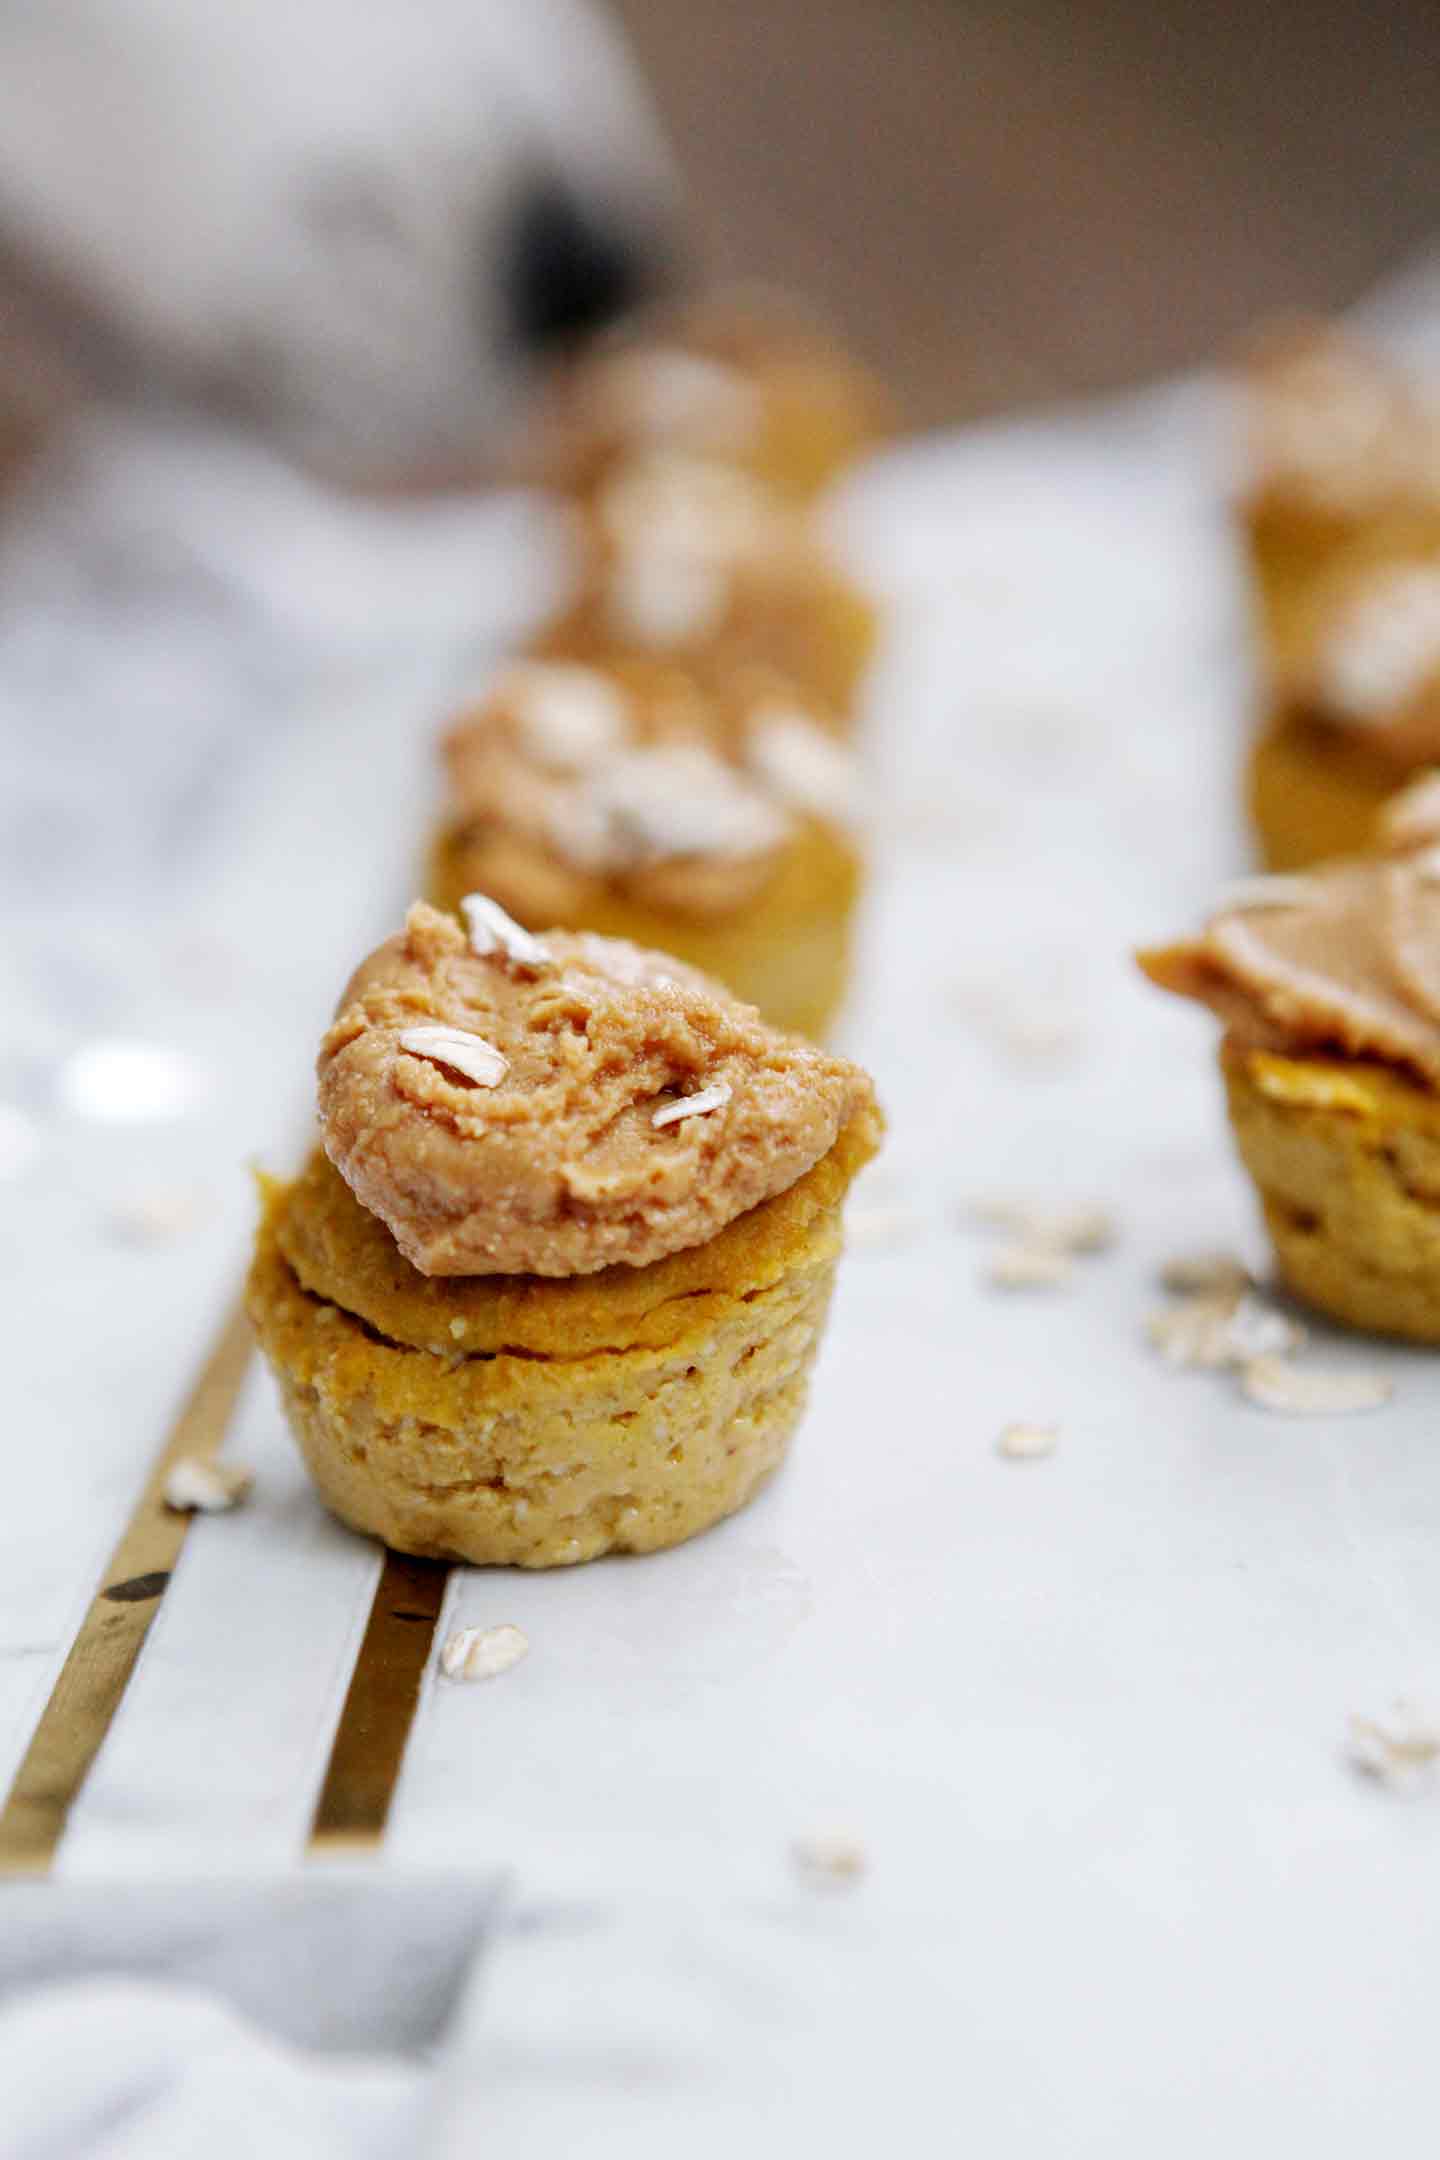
xmin=593 ymin=451 xmax=801 ymax=647
xmin=1139 ymin=830 xmax=1440 ymax=1088
xmin=319 ymin=902 xmax=877 ymax=1277
xmin=493 ymin=661 xmax=627 ymax=770
xmin=587 ymin=346 xmax=762 ymax=458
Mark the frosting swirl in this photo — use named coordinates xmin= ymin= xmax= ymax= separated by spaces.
xmin=319 ymin=901 xmax=878 ymax=1276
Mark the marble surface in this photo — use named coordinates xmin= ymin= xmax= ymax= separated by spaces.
xmin=5 ymin=371 xmax=1440 ymax=2150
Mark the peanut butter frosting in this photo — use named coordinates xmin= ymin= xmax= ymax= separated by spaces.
xmin=318 ymin=900 xmax=878 ymax=1277
xmin=439 ymin=657 xmax=857 ymax=923
xmin=1138 ymin=819 xmax=1440 ymax=1088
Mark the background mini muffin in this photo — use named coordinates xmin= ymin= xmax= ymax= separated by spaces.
xmin=1239 ymin=327 xmax=1440 ymax=866
xmin=428 ymin=655 xmax=863 ymax=1038
xmin=1138 ymin=823 xmax=1440 ymax=1343
xmin=248 ymin=900 xmax=881 ymax=1566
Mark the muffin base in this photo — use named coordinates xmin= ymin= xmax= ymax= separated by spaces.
xmin=1223 ymin=1039 xmax=1440 ymax=1341
xmin=1247 ymin=710 xmax=1408 ymax=870
xmin=427 ymin=818 xmax=860 ymax=1042
xmin=247 ymin=1119 xmax=876 ymax=1566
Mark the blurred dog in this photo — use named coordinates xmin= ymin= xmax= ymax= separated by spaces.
xmin=0 ymin=0 xmax=678 ymax=482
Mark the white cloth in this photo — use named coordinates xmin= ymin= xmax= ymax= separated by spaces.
xmin=1 ymin=1983 xmax=422 ymax=2160
xmin=0 ymin=1882 xmax=965 ymax=2158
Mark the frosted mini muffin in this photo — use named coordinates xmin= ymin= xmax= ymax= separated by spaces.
xmin=248 ymin=900 xmax=881 ymax=1565
xmin=535 ymin=449 xmax=877 ymax=717
xmin=427 ymin=656 xmax=863 ymax=1039
xmin=1240 ymin=327 xmax=1440 ymax=865
xmin=1139 ymin=812 xmax=1440 ymax=1342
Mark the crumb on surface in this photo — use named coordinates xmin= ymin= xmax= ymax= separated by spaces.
xmin=996 ymin=1421 xmax=1059 ymax=1461
xmin=1241 ymin=1355 xmax=1393 ymax=1415
xmin=791 ymin=1829 xmax=866 ymax=1888
xmin=1158 ymin=1250 xmax=1252 ymax=1298
xmin=986 ymin=1244 xmax=1073 ymax=1290
xmin=439 ymin=1623 xmax=530 ymax=1683
xmin=1347 ymin=1702 xmax=1440 ymax=1790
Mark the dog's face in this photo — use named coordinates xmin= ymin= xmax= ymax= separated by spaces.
xmin=0 ymin=0 xmax=679 ymax=478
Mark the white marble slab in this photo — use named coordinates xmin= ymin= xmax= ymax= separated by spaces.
xmin=7 ymin=373 xmax=1440 ymax=2147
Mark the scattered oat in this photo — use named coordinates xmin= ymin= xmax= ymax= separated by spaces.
xmin=987 ymin=1243 xmax=1073 ymax=1290
xmin=1210 ymin=874 xmax=1318 ymax=916
xmin=109 ymin=1182 xmax=211 ymax=1245
xmin=996 ymin=1421 xmax=1059 ymax=1461
xmin=791 ymin=1830 xmax=867 ymax=1889
xmin=652 ymin=1081 xmax=732 ymax=1128
xmin=1241 ymin=1356 xmax=1393 ymax=1415
xmin=970 ymin=1195 xmax=1115 ymax=1291
xmin=1158 ymin=1249 xmax=1253 ymax=1299
xmin=439 ymin=1623 xmax=529 ymax=1684
xmin=1346 ymin=1703 xmax=1440 ymax=1791
xmin=398 ymin=1025 xmax=507 ymax=1089
xmin=448 ymin=1317 xmax=468 ymax=1341
xmin=461 ymin=892 xmax=553 ymax=973
xmin=1224 ymin=1297 xmax=1306 ymax=1361
xmin=996 ymin=1014 xmax=1088 ymax=1064
xmin=948 ymin=982 xmax=1088 ymax=1067
xmin=163 ymin=1457 xmax=252 ymax=1514
xmin=1148 ymin=1290 xmax=1302 ymax=1370
xmin=969 ymin=1197 xmax=1116 ymax=1254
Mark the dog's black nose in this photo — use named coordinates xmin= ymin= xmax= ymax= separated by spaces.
xmin=503 ymin=180 xmax=656 ymax=354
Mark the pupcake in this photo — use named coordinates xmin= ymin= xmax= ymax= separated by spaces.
xmin=427 ymin=656 xmax=862 ymax=1040
xmin=247 ymin=899 xmax=880 ymax=1565
xmin=534 ymin=448 xmax=878 ymax=717
xmin=520 ymin=290 xmax=888 ymax=504
xmin=1138 ymin=805 xmax=1440 ymax=1342
xmin=1240 ymin=326 xmax=1440 ymax=866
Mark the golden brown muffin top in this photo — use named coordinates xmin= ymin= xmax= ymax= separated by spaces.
xmin=1137 ymin=807 xmax=1440 ymax=1088
xmin=318 ymin=900 xmax=878 ymax=1277
xmin=1243 ymin=325 xmax=1440 ymax=523
xmin=440 ymin=655 xmax=858 ymax=922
